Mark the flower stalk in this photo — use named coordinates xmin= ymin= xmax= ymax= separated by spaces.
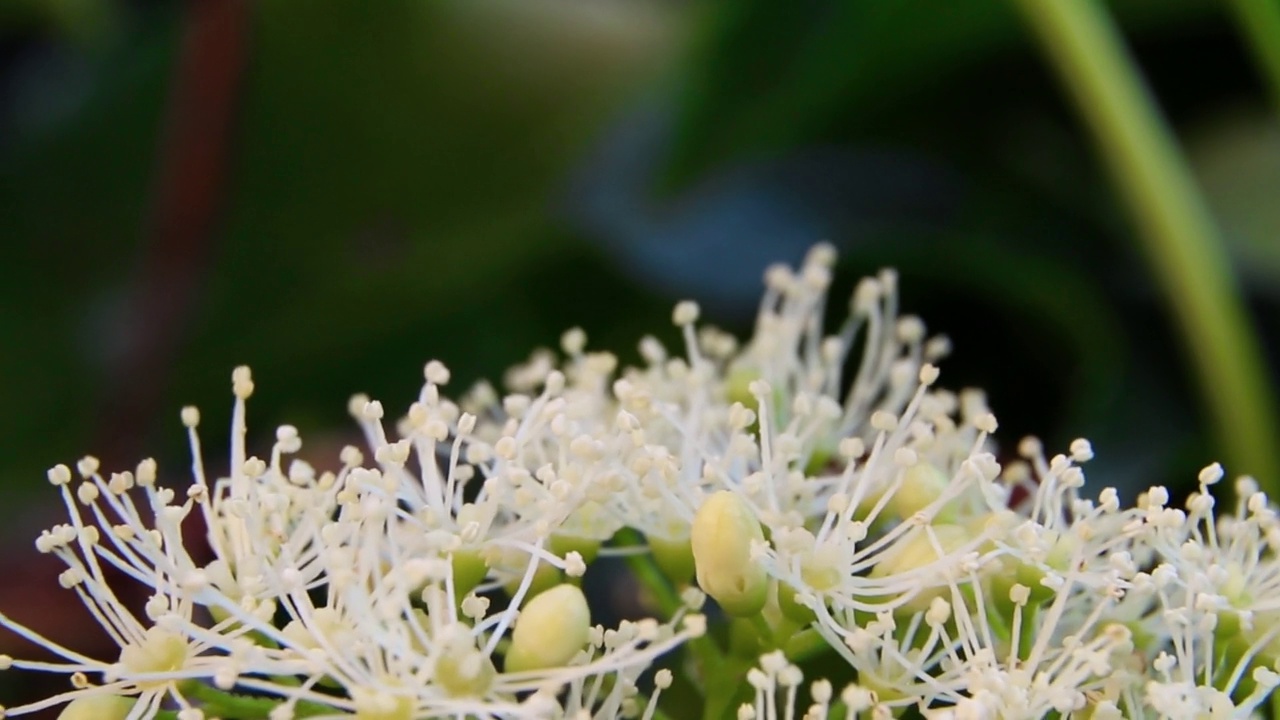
xmin=1009 ymin=0 xmax=1280 ymax=491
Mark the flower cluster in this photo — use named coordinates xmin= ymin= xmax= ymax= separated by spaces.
xmin=2 ymin=244 xmax=1277 ymax=720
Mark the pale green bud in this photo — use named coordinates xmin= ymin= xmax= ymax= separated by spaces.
xmin=117 ymin=627 xmax=189 ymax=690
xmin=436 ymin=652 xmax=498 ymax=698
xmin=57 ymin=696 xmax=136 ymax=720
xmin=691 ymin=491 xmax=768 ymax=617
xmin=504 ymin=584 xmax=591 ymax=673
xmin=434 ymin=626 xmax=497 ymax=697
xmin=886 ymin=462 xmax=952 ymax=522
xmin=352 ymin=689 xmax=413 ymax=720
xmin=1011 ymin=528 xmax=1078 ymax=605
xmin=870 ymin=523 xmax=971 ymax=614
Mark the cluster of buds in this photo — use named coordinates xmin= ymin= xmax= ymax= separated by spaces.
xmin=1 ymin=244 xmax=1276 ymax=720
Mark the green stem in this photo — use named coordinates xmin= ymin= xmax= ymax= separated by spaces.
xmin=617 ymin=529 xmax=682 ymax=617
xmin=615 ymin=528 xmax=727 ymax=710
xmin=783 ymin=627 xmax=831 ymax=663
xmin=749 ymin=614 xmax=774 ymax=649
xmin=701 ymin=655 xmax=754 ymax=720
xmin=183 ymin=683 xmax=335 ymax=718
xmin=1224 ymin=0 xmax=1280 ymax=114
xmin=1011 ymin=0 xmax=1280 ymax=491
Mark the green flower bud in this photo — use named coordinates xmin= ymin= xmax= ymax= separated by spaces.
xmin=799 ymin=542 xmax=843 ymax=593
xmin=436 ymin=651 xmax=498 ymax=698
xmin=1209 ymin=562 xmax=1255 ymax=642
xmin=434 ymin=626 xmax=497 ymax=697
xmin=352 ymin=689 xmax=413 ymax=720
xmin=649 ymin=534 xmax=696 ymax=585
xmin=451 ymin=548 xmax=489 ymax=598
xmin=501 ymin=561 xmax=562 ymax=600
xmin=777 ymin=581 xmax=817 ymax=625
xmin=803 ymin=444 xmax=837 ymax=476
xmin=118 ymin=628 xmax=189 ymax=689
xmin=57 ymin=696 xmax=137 ymax=720
xmin=885 ymin=462 xmax=953 ymax=522
xmin=504 ymin=584 xmax=591 ymax=673
xmin=486 ymin=544 xmax=565 ymax=600
xmin=1012 ymin=529 xmax=1078 ymax=605
xmin=281 ymin=607 xmax=354 ymax=688
xmin=691 ymin=491 xmax=768 ymax=617
xmin=550 ymin=533 xmax=601 ymax=566
xmin=870 ymin=524 xmax=971 ymax=615
xmin=726 ymin=367 xmax=762 ymax=411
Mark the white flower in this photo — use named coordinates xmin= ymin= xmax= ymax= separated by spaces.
xmin=6 ymin=241 xmax=1279 ymax=720
xmin=207 ymin=418 xmax=707 ymax=719
xmin=0 ymin=454 xmax=302 ymax=717
xmin=183 ymin=368 xmax=343 ymax=616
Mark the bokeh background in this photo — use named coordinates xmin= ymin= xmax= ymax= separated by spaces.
xmin=2 ymin=0 xmax=1278 ymax=715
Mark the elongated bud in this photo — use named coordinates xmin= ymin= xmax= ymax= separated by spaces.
xmin=504 ymin=584 xmax=591 ymax=673
xmin=58 ymin=696 xmax=137 ymax=720
xmin=692 ymin=491 xmax=768 ymax=617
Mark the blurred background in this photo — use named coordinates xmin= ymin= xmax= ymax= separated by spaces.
xmin=1 ymin=0 xmax=1278 ymax=715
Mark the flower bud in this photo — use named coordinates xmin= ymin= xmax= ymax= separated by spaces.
xmin=501 ymin=562 xmax=562 ymax=600
xmin=870 ymin=524 xmax=971 ymax=614
xmin=435 ymin=626 xmax=497 ymax=697
xmin=495 ymin=550 xmax=563 ymax=601
xmin=550 ymin=533 xmax=601 ymax=566
xmin=57 ymin=696 xmax=136 ymax=720
xmin=436 ymin=651 xmax=497 ymax=698
xmin=450 ymin=548 xmax=489 ymax=598
xmin=777 ymin=581 xmax=816 ymax=625
xmin=649 ymin=534 xmax=696 ymax=585
xmin=692 ymin=491 xmax=768 ymax=617
xmin=504 ymin=584 xmax=591 ymax=673
xmin=118 ymin=627 xmax=189 ymax=686
xmin=1010 ymin=529 xmax=1078 ymax=605
xmin=726 ymin=367 xmax=762 ymax=411
xmin=352 ymin=688 xmax=413 ymax=720
xmin=885 ymin=462 xmax=952 ymax=521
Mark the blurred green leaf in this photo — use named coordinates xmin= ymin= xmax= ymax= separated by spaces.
xmin=0 ymin=0 xmax=117 ymax=43
xmin=0 ymin=0 xmax=675 ymax=509
xmin=666 ymin=0 xmax=1211 ymax=190
xmin=1188 ymin=108 xmax=1280 ymax=292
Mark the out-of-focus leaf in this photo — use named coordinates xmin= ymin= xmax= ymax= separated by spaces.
xmin=1187 ymin=107 xmax=1280 ymax=293
xmin=0 ymin=0 xmax=677 ymax=512
xmin=568 ymin=108 xmax=960 ymax=314
xmin=0 ymin=0 xmax=117 ymax=43
xmin=665 ymin=0 xmax=1212 ymax=189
